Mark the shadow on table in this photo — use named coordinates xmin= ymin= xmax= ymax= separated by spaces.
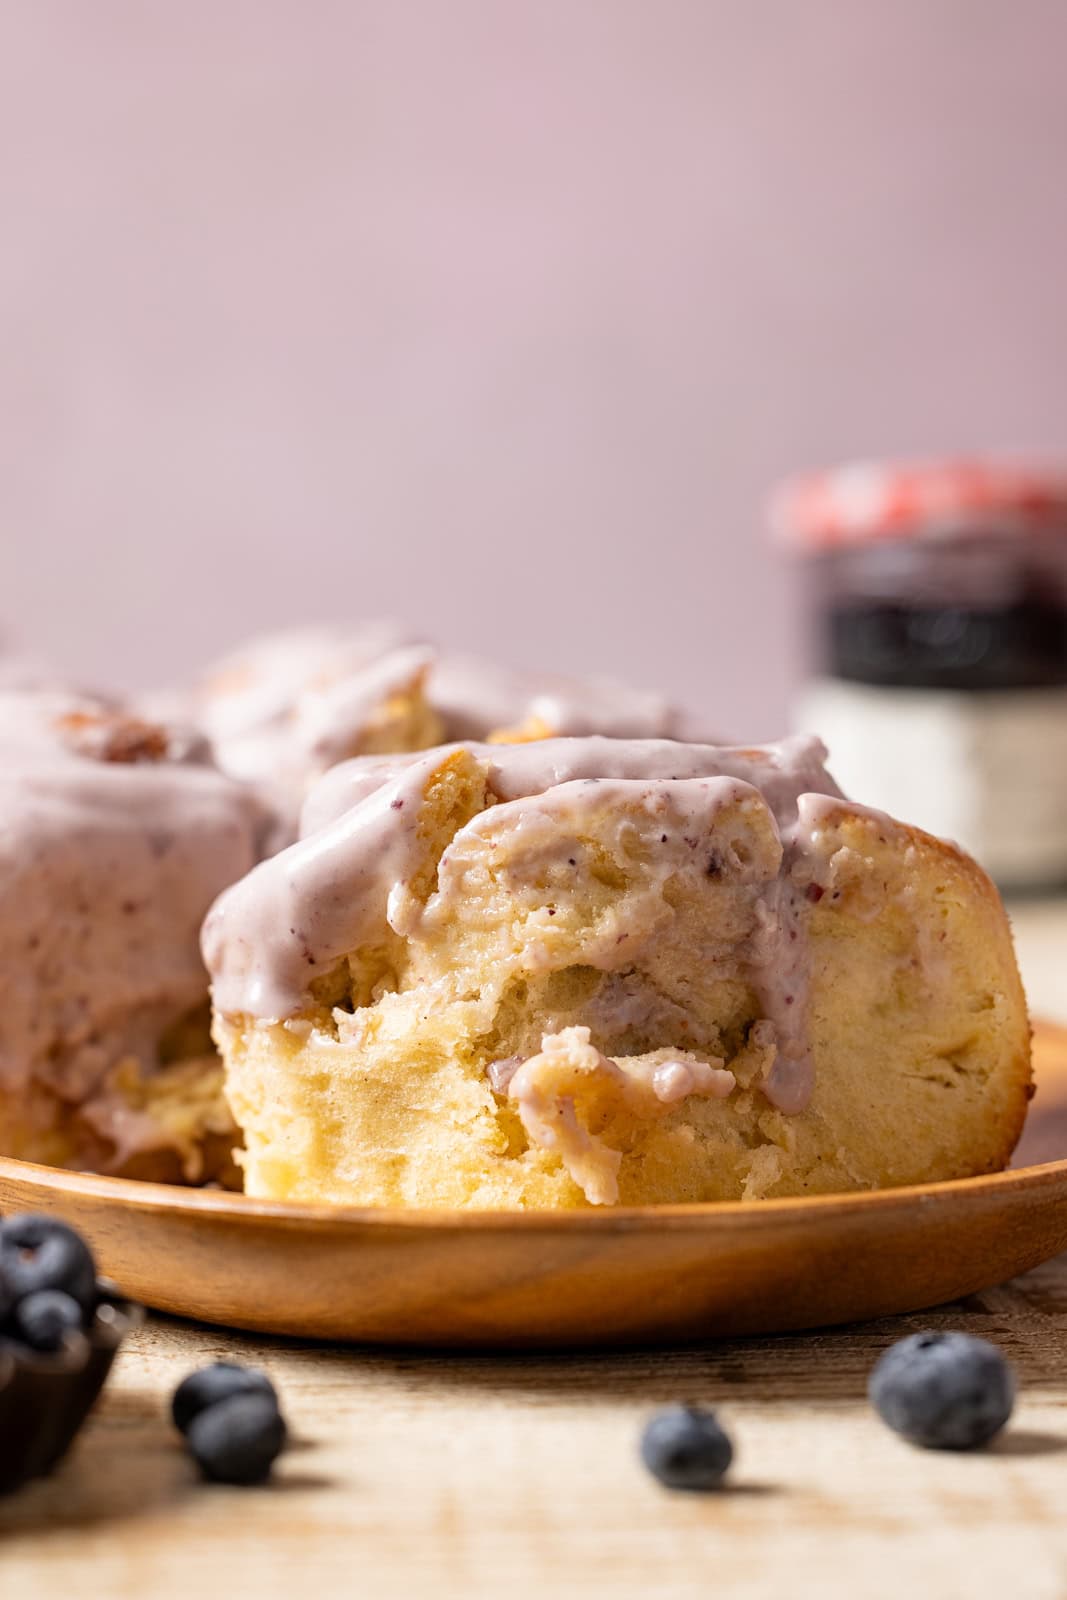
xmin=0 ymin=1388 xmax=331 ymax=1537
xmin=185 ymin=1250 xmax=1067 ymax=1408
xmin=0 ymin=1389 xmax=191 ymax=1536
xmin=990 ymin=1430 xmax=1067 ymax=1458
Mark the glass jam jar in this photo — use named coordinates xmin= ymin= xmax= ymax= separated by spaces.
xmin=772 ymin=459 xmax=1067 ymax=888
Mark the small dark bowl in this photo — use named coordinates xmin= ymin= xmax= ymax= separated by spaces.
xmin=0 ymin=1282 xmax=143 ymax=1495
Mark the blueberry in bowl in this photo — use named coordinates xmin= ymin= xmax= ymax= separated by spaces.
xmin=0 ymin=1212 xmax=143 ymax=1495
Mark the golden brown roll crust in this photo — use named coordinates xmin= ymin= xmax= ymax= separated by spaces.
xmin=773 ymin=804 xmax=1031 ymax=1196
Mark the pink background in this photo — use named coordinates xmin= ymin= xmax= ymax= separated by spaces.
xmin=2 ymin=1 xmax=1066 ymax=736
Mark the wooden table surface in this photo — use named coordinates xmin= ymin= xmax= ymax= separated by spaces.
xmin=3 ymin=897 xmax=1067 ymax=1600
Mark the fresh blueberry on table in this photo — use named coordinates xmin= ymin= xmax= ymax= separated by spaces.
xmin=640 ymin=1405 xmax=734 ymax=1490
xmin=172 ymin=1361 xmax=279 ymax=1435
xmin=12 ymin=1289 xmax=85 ymax=1352
xmin=869 ymin=1331 xmax=1016 ymax=1450
xmin=185 ymin=1391 xmax=288 ymax=1485
xmin=0 ymin=1214 xmax=97 ymax=1314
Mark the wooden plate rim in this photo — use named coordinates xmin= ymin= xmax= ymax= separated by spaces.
xmin=2 ymin=1151 xmax=1066 ymax=1236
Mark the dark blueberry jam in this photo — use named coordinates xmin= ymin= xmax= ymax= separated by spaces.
xmin=812 ymin=535 xmax=1067 ymax=691
xmin=825 ymin=599 xmax=1067 ymax=690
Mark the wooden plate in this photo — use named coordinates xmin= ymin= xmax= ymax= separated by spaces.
xmin=2 ymin=1023 xmax=1066 ymax=1350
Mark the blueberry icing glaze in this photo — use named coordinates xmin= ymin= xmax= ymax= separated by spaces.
xmin=204 ymin=735 xmax=847 ymax=1116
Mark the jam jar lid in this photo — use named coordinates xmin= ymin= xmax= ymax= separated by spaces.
xmin=769 ymin=458 xmax=1067 ymax=550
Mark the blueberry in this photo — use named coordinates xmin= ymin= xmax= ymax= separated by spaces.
xmin=640 ymin=1405 xmax=734 ymax=1490
xmin=0 ymin=1214 xmax=97 ymax=1313
xmin=171 ymin=1362 xmax=279 ymax=1435
xmin=869 ymin=1331 xmax=1016 ymax=1450
xmin=185 ymin=1392 xmax=287 ymax=1485
xmin=12 ymin=1289 xmax=84 ymax=1352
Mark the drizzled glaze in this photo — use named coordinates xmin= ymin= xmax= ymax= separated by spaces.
xmin=300 ymin=733 xmax=836 ymax=837
xmin=505 ymin=1026 xmax=737 ymax=1204
xmin=204 ymin=735 xmax=844 ymax=1114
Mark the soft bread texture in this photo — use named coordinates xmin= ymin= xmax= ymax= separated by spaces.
xmin=212 ymin=747 xmax=1031 ymax=1208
